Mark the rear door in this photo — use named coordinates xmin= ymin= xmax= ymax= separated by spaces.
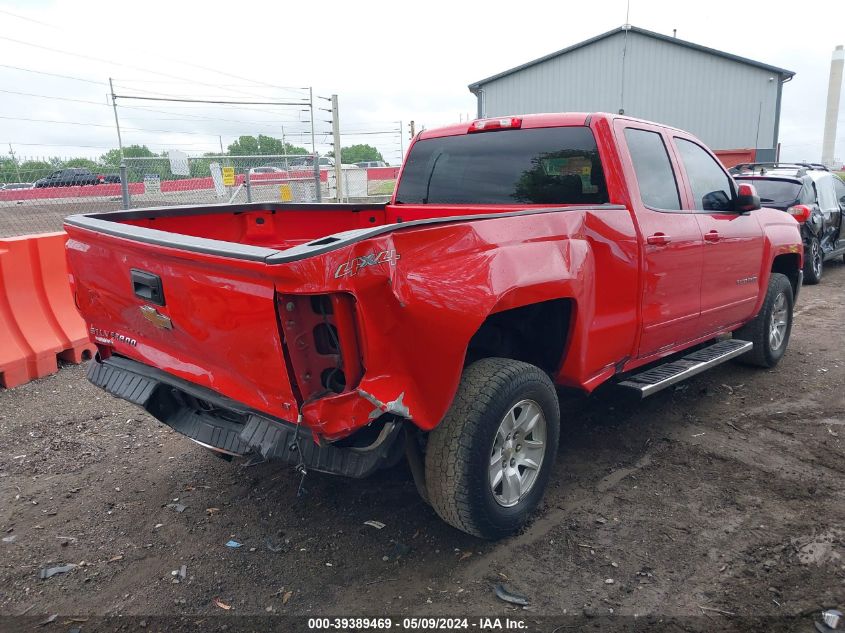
xmin=672 ymin=136 xmax=764 ymax=332
xmin=615 ymin=122 xmax=704 ymax=357
xmin=834 ymin=177 xmax=845 ymax=248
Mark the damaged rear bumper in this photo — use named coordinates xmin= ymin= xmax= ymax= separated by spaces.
xmin=87 ymin=356 xmax=402 ymax=478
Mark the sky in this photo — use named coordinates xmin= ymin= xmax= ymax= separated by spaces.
xmin=0 ymin=0 xmax=842 ymax=166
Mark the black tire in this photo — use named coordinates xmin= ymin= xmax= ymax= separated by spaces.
xmin=733 ymin=273 xmax=794 ymax=368
xmin=425 ymin=358 xmax=560 ymax=539
xmin=803 ymin=237 xmax=823 ymax=284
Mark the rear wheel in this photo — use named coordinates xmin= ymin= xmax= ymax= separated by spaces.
xmin=804 ymin=237 xmax=823 ymax=284
xmin=425 ymin=358 xmax=559 ymax=539
xmin=733 ymin=273 xmax=794 ymax=368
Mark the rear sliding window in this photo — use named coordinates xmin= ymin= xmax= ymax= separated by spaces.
xmin=394 ymin=127 xmax=608 ymax=205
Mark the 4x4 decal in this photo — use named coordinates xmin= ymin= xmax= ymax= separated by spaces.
xmin=334 ymin=249 xmax=401 ymax=278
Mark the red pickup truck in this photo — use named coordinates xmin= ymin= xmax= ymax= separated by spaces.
xmin=64 ymin=113 xmax=803 ymax=538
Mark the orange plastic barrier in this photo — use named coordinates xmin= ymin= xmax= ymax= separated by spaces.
xmin=0 ymin=232 xmax=95 ymax=388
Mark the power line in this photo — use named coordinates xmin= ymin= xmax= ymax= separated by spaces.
xmin=0 ymin=35 xmax=300 ymax=103
xmin=0 ymin=64 xmax=109 ymax=86
xmin=0 ymin=88 xmax=109 ymax=107
xmin=0 ymin=9 xmax=309 ymax=96
xmin=109 ymin=82 xmax=313 ymax=117
xmin=0 ymin=7 xmax=56 ymax=28
xmin=112 ymin=94 xmax=308 ymax=106
xmin=119 ymin=105 xmax=312 ymax=127
xmin=0 ymin=88 xmax=309 ymax=128
xmin=0 ymin=114 xmax=304 ymax=137
xmin=2 ymin=141 xmax=114 ymax=149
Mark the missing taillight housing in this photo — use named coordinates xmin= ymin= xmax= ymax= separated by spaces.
xmin=277 ymin=293 xmax=363 ymax=401
xmin=313 ymin=323 xmax=340 ymax=355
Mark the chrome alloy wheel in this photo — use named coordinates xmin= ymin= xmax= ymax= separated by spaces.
xmin=769 ymin=292 xmax=789 ymax=351
xmin=489 ymin=399 xmax=547 ymax=507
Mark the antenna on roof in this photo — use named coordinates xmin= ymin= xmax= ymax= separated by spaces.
xmin=620 ymin=0 xmax=631 ymax=114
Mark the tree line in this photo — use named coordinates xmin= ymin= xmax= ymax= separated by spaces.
xmin=0 ymin=135 xmax=387 ymax=183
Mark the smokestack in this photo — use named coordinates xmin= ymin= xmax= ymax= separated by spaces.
xmin=822 ymin=45 xmax=844 ymax=167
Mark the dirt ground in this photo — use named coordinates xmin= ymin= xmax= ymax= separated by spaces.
xmin=1 ymin=263 xmax=843 ymax=632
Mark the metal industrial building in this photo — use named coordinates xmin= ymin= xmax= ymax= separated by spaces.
xmin=468 ymin=26 xmax=795 ymax=162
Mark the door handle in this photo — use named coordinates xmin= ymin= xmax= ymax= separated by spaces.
xmin=131 ymin=269 xmax=166 ymax=306
xmin=704 ymin=230 xmax=721 ymax=242
xmin=646 ymin=232 xmax=671 ymax=246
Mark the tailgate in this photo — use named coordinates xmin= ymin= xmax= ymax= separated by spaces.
xmin=65 ymin=227 xmax=299 ymax=419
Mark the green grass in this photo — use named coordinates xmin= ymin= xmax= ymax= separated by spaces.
xmin=368 ymin=180 xmax=396 ymax=196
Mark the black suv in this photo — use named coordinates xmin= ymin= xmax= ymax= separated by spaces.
xmin=34 ymin=168 xmax=120 ymax=188
xmin=732 ymin=163 xmax=845 ymax=284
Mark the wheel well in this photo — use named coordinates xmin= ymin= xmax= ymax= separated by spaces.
xmin=771 ymin=253 xmax=801 ymax=295
xmin=466 ymin=299 xmax=571 ymax=374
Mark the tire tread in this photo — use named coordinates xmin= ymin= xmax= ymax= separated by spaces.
xmin=425 ymin=358 xmax=558 ymax=538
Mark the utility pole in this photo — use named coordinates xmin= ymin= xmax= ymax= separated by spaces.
xmin=108 ymin=77 xmax=125 ymax=160
xmin=331 ymin=94 xmax=343 ymax=202
xmin=281 ymin=125 xmax=290 ymax=170
xmin=109 ymin=77 xmax=130 ymax=209
xmin=309 ymin=86 xmax=316 ymax=156
xmin=409 ymin=120 xmax=416 ymax=140
xmin=218 ymin=135 xmax=224 ymax=154
xmin=399 ymin=120 xmax=404 ymax=162
xmin=8 ymin=144 xmax=22 ymax=181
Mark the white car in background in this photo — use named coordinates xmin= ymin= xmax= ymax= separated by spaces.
xmin=355 ymin=161 xmax=387 ymax=168
xmin=248 ymin=166 xmax=286 ymax=175
xmin=1 ymin=182 xmax=34 ymax=190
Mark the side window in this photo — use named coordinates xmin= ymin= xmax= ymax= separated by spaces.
xmin=800 ymin=180 xmax=816 ymax=205
xmin=833 ymin=177 xmax=845 ymax=208
xmin=623 ymin=128 xmax=681 ymax=211
xmin=816 ymin=175 xmax=839 ymax=211
xmin=674 ymin=138 xmax=734 ymax=212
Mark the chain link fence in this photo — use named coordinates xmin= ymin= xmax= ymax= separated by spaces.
xmin=0 ymin=154 xmax=399 ymax=238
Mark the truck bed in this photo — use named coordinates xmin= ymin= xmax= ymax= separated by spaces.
xmin=66 ymin=202 xmax=391 ymax=262
xmin=65 ymin=200 xmax=624 ymax=440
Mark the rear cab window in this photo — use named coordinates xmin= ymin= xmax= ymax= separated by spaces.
xmin=394 ymin=126 xmax=608 ymax=205
xmin=623 ymin=128 xmax=681 ymax=211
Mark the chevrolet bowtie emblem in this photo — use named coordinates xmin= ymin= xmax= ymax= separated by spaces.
xmin=140 ymin=305 xmax=173 ymax=330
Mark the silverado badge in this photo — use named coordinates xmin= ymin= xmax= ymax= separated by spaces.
xmin=140 ymin=305 xmax=173 ymax=330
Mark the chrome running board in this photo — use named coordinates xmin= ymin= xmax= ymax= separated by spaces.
xmin=618 ymin=339 xmax=752 ymax=398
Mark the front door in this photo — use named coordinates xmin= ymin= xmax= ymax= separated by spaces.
xmin=833 ymin=177 xmax=845 ymax=249
xmin=616 ymin=123 xmax=704 ymax=357
xmin=672 ymin=136 xmax=765 ymax=332
xmin=817 ymin=174 xmax=843 ymax=252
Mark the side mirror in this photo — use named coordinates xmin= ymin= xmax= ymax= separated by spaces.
xmin=735 ymin=182 xmax=761 ymax=212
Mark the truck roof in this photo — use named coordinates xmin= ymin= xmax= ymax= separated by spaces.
xmin=418 ymin=112 xmax=690 ymax=140
xmin=418 ymin=112 xmax=591 ymax=140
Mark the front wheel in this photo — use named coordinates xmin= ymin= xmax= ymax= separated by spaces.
xmin=425 ymin=358 xmax=560 ymax=539
xmin=804 ymin=237 xmax=823 ymax=284
xmin=733 ymin=272 xmax=794 ymax=368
